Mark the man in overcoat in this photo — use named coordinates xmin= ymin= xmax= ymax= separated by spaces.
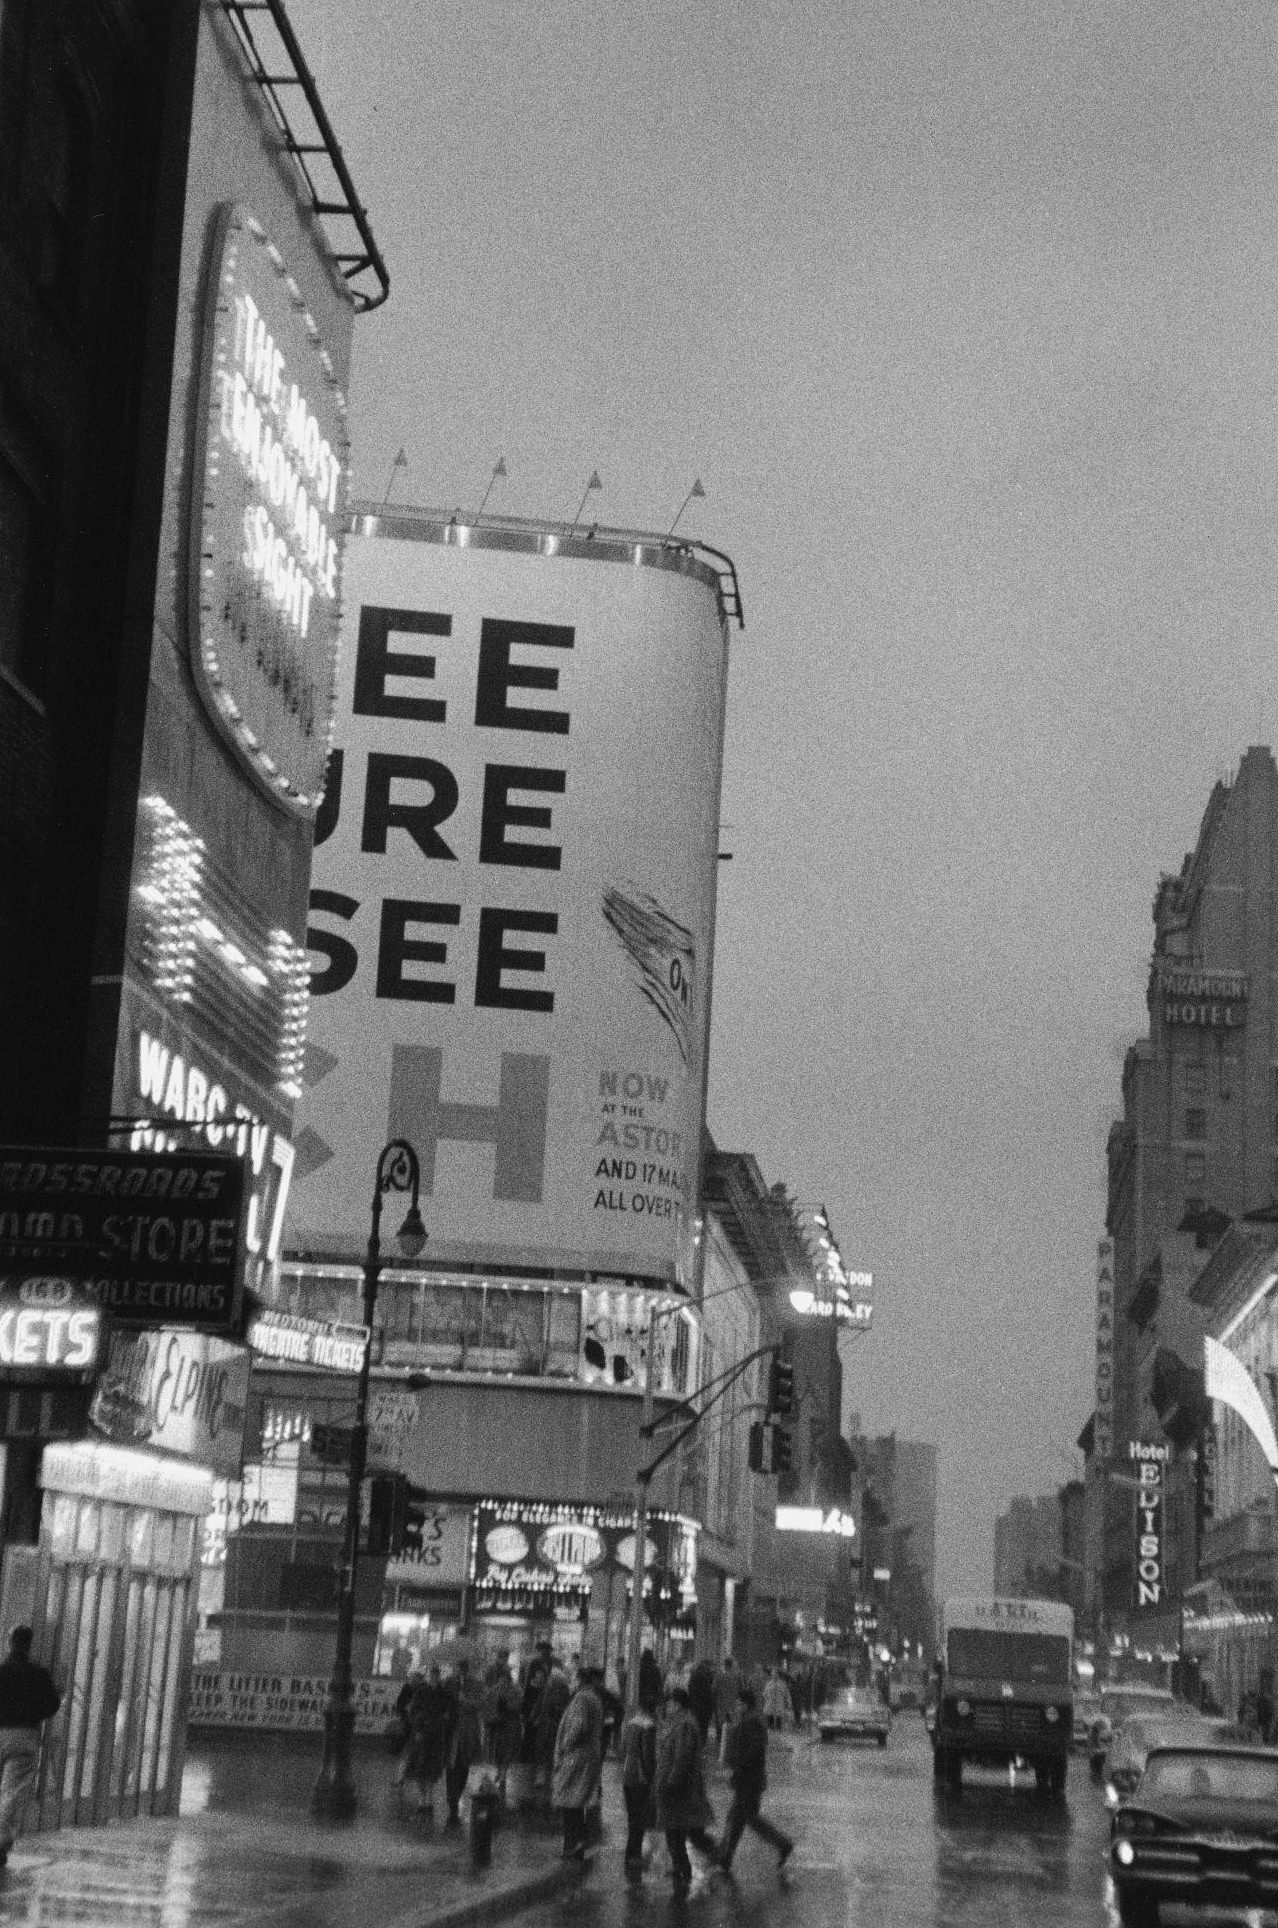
xmin=552 ymin=1663 xmax=604 ymax=1859
xmin=654 ymin=1685 xmax=716 ymax=1894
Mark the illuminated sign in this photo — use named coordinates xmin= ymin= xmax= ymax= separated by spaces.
xmin=0 ymin=1279 xmax=101 ymax=1380
xmin=0 ymin=1148 xmax=247 ymax=1333
xmin=1094 ymin=1237 xmax=1114 ymax=1460
xmin=472 ymin=1501 xmax=697 ymax=1602
xmin=128 ymin=1028 xmax=294 ymax=1279
xmin=190 ymin=203 xmax=349 ymax=817
xmin=538 ymin=1522 xmax=605 ymax=1573
xmin=247 ymin=1307 xmax=367 ymax=1374
xmin=1130 ymin=1441 xmax=1168 ymax=1609
xmin=1158 ymin=967 xmax=1249 ymax=1030
xmin=788 ymin=1287 xmax=872 ymax=1327
xmin=132 ymin=797 xmax=310 ymax=1102
xmin=775 ymin=1505 xmax=857 ymax=1537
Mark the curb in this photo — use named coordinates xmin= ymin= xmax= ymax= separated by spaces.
xmin=388 ymin=1852 xmax=588 ymax=1928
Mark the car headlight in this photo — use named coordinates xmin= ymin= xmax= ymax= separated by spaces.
xmin=1044 ymin=1706 xmax=1059 ymax=1724
xmin=955 ymin=1698 xmax=971 ymax=1718
xmin=1114 ymin=1839 xmax=1135 ymax=1867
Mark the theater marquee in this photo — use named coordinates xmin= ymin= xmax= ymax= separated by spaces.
xmin=189 ymin=203 xmax=349 ymax=817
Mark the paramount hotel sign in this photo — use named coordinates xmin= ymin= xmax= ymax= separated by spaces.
xmin=1157 ymin=965 xmax=1249 ymax=1030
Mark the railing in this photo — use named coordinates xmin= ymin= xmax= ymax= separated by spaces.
xmin=222 ymin=1 xmax=390 ymax=311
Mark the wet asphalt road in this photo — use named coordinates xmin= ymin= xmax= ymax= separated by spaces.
xmin=529 ymin=1721 xmax=1175 ymax=1928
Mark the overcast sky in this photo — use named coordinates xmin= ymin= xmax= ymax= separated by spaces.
xmin=293 ymin=0 xmax=1278 ymax=1597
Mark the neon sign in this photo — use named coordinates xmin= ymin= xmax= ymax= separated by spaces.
xmin=775 ymin=1505 xmax=856 ymax=1537
xmin=0 ymin=1279 xmax=101 ymax=1379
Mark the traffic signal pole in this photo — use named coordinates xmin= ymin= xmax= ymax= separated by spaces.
xmin=625 ymin=1335 xmax=780 ymax=1712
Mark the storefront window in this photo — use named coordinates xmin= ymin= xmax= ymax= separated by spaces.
xmin=283 ymin=1263 xmax=692 ymax=1391
xmin=479 ymin=1285 xmax=544 ymax=1372
xmin=547 ymin=1292 xmax=580 ymax=1375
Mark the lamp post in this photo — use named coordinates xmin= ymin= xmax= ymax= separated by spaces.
xmin=313 ymin=1137 xmax=426 ymax=1821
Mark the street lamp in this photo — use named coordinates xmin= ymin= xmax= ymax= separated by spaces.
xmin=313 ymin=1137 xmax=426 ymax=1820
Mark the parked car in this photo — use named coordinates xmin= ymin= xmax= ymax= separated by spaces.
xmin=818 ymin=1685 xmax=891 ymax=1746
xmin=1089 ymin=1683 xmax=1176 ymax=1780
xmin=1109 ymin=1744 xmax=1278 ymax=1927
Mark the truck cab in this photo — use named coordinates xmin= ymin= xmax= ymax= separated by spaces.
xmin=932 ymin=1596 xmax=1074 ymax=1799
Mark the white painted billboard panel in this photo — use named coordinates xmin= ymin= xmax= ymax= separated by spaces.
xmin=289 ymin=524 xmax=730 ymax=1285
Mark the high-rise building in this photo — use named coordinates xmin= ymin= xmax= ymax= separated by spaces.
xmin=850 ymin=1430 xmax=937 ymax=1658
xmin=994 ymin=1483 xmax=1084 ymax=1618
xmin=1089 ymin=747 xmax=1278 ymax=1655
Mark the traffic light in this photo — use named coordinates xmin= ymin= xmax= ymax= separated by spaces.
xmin=767 ymin=1353 xmax=794 ymax=1417
xmin=748 ymin=1421 xmax=792 ymax=1476
xmin=366 ymin=1473 xmax=407 ymax=1554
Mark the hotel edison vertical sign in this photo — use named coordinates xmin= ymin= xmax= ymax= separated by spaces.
xmin=189 ymin=204 xmax=349 ymax=817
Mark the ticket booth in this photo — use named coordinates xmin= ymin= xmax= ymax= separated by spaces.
xmin=30 ymin=1441 xmax=214 ymax=1828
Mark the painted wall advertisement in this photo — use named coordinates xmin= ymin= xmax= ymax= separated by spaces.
xmin=90 ymin=1327 xmax=250 ymax=1477
xmin=188 ymin=1670 xmax=397 ymax=1733
xmin=290 ymin=528 xmax=730 ymax=1286
xmin=384 ymin=1502 xmax=470 ymax=1589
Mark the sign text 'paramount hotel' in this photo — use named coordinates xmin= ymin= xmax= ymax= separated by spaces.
xmin=1157 ymin=965 xmax=1249 ymax=1031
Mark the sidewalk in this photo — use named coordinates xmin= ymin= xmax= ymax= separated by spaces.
xmin=0 ymin=1734 xmax=586 ymax=1928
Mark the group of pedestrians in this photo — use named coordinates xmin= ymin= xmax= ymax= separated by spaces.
xmin=393 ymin=1658 xmax=488 ymax=1824
xmin=393 ymin=1641 xmax=796 ymax=1894
xmin=620 ymin=1660 xmax=794 ymax=1895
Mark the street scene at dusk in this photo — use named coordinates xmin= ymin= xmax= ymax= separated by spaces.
xmin=6 ymin=1 xmax=1278 ymax=1926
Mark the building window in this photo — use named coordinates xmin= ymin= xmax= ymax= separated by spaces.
xmin=1185 ymin=1063 xmax=1207 ymax=1095
xmin=1184 ymin=1153 xmax=1207 ymax=1185
xmin=1220 ymin=1055 xmax=1238 ymax=1102
xmin=1184 ymin=1108 xmax=1207 ymax=1141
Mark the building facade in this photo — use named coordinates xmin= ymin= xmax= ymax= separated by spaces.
xmin=1088 ymin=748 xmax=1278 ymax=1657
xmin=704 ymin=1151 xmax=858 ymax=1668
xmin=852 ymin=1432 xmax=938 ymax=1662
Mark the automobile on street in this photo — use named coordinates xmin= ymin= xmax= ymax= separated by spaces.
xmin=1109 ymin=1743 xmax=1278 ymax=1927
xmin=818 ymin=1684 xmax=892 ymax=1745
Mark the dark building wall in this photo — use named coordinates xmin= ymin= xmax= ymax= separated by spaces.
xmin=0 ymin=0 xmax=190 ymax=1143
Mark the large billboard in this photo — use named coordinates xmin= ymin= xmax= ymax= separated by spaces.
xmin=290 ymin=520 xmax=731 ymax=1285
